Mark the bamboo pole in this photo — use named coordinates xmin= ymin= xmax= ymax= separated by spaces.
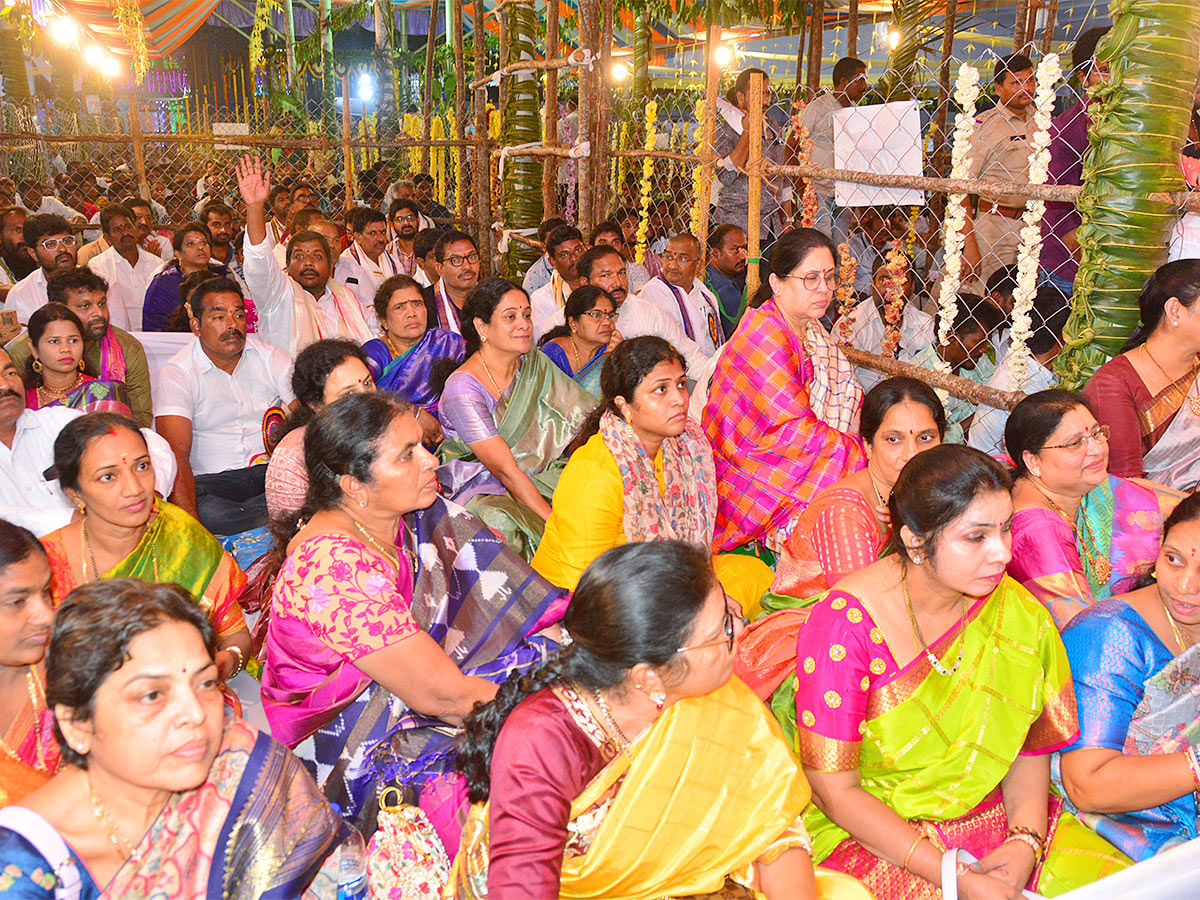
xmin=1040 ymin=0 xmax=1058 ymax=56
xmin=541 ymin=0 xmax=560 ymax=217
xmin=422 ymin=0 xmax=438 ymax=172
xmin=934 ymin=0 xmax=958 ymax=177
xmin=847 ymin=0 xmax=858 ymax=58
xmin=342 ymin=76 xmax=355 ymax=211
xmin=472 ymin=0 xmax=493 ymax=274
xmin=284 ymin=0 xmax=297 ymax=84
xmin=127 ymin=95 xmax=150 ymax=200
xmin=842 ymin=346 xmax=1024 ymax=410
xmin=453 ymin=0 xmax=467 ymax=219
xmin=746 ymin=72 xmax=764 ymax=301
xmin=694 ymin=22 xmax=722 ymax=262
xmin=806 ymin=0 xmax=825 ymax=91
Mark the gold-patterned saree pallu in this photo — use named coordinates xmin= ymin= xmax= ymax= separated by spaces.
xmin=439 ymin=351 xmax=596 ymax=559
xmin=452 ymin=678 xmax=869 ymax=900
xmin=800 ymin=579 xmax=1130 ymax=898
xmin=1138 ymin=366 xmax=1200 ymax=491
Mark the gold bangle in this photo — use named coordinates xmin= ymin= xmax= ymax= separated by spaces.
xmin=903 ymin=833 xmax=927 ymax=873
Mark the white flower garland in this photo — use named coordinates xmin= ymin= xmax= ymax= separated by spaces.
xmin=935 ymin=64 xmax=982 ymax=361
xmin=1006 ymin=53 xmax=1063 ymax=390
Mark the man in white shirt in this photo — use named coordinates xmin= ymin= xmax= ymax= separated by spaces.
xmin=16 ymin=179 xmax=84 ymax=223
xmin=335 ymin=207 xmax=402 ymax=310
xmin=843 ymin=253 xmax=936 ymax=390
xmin=522 ymin=217 xmax=567 ymax=296
xmin=155 ymin=278 xmax=294 ymax=536
xmin=968 ymin=287 xmax=1068 ymax=455
xmin=540 ymin=244 xmax=709 ymax=376
xmin=0 ymin=346 xmax=175 ymax=536
xmin=386 ymin=198 xmax=430 ymax=285
xmin=7 ymin=214 xmax=79 ymax=325
xmin=530 ymin=225 xmax=586 ymax=338
xmin=236 ymin=156 xmax=374 ymax=355
xmin=800 ymin=57 xmax=868 ymax=243
xmin=424 ymin=230 xmax=481 ymax=334
xmin=266 ymin=184 xmax=290 ymax=244
xmin=635 ymin=234 xmax=724 ymax=357
xmin=86 ymin=204 xmax=160 ymax=332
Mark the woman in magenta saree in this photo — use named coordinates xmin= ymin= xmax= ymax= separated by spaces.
xmin=1004 ymin=390 xmax=1171 ymax=629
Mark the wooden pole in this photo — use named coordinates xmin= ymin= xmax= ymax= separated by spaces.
xmin=934 ymin=0 xmax=958 ymax=177
xmin=127 ymin=95 xmax=150 ymax=200
xmin=1013 ymin=0 xmax=1029 ymax=51
xmin=746 ymin=72 xmax=764 ymax=301
xmin=452 ymin=0 xmax=468 ymax=219
xmin=806 ymin=0 xmax=825 ymax=91
xmin=794 ymin=6 xmax=807 ymax=93
xmin=342 ymin=75 xmax=355 ymax=211
xmin=422 ymin=0 xmax=439 ymax=172
xmin=695 ymin=22 xmax=721 ymax=261
xmin=1024 ymin=0 xmax=1039 ymax=55
xmin=472 ymin=0 xmax=493 ymax=273
xmin=577 ymin=0 xmax=599 ymax=232
xmin=847 ymin=0 xmax=858 ymax=58
xmin=594 ymin=0 xmax=614 ymax=222
xmin=1040 ymin=0 xmax=1058 ymax=56
xmin=283 ymin=0 xmax=297 ymax=84
xmin=541 ymin=0 xmax=560 ymax=217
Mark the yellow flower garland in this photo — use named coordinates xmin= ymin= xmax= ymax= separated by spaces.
xmin=634 ymin=99 xmax=658 ymax=266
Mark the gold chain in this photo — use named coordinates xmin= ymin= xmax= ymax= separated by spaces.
xmin=592 ymin=687 xmax=634 ymax=757
xmin=346 ymin=513 xmax=417 ymax=581
xmin=0 ymin=669 xmax=48 ymax=772
xmin=901 ymin=563 xmax=966 ymax=677
xmin=87 ymin=773 xmax=146 ymax=864
xmin=37 ymin=373 xmax=83 ymax=401
xmin=1032 ymin=487 xmax=1113 ymax=585
xmin=1161 ymin=597 xmax=1194 ymax=655
xmin=82 ymin=511 xmax=159 ymax=582
xmin=1142 ymin=343 xmax=1200 ymax=417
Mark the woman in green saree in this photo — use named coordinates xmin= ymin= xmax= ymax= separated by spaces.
xmin=438 ymin=278 xmax=596 ymax=559
xmin=794 ymin=445 xmax=1130 ymax=899
xmin=38 ymin=413 xmax=251 ymax=682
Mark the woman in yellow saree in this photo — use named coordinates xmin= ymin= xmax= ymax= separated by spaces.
xmin=451 ymin=541 xmax=869 ymax=900
xmin=37 ymin=413 xmax=250 ymax=681
xmin=795 ymin=445 xmax=1130 ymax=899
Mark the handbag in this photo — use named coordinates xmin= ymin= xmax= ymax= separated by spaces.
xmin=364 ymin=787 xmax=451 ymax=899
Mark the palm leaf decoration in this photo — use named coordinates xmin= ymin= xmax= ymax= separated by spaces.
xmin=500 ymin=2 xmax=545 ymax=278
xmin=1058 ymin=0 xmax=1200 ymax=387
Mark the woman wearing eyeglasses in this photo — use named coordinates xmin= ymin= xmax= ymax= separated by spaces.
xmin=537 ymin=285 xmax=620 ymax=397
xmin=361 ymin=274 xmax=464 ymax=442
xmin=702 ymin=228 xmax=865 ymax=554
xmin=795 ymin=445 xmax=1129 ymax=899
xmin=453 ymin=540 xmax=869 ymax=900
xmin=438 ymin=278 xmax=596 ymax=560
xmin=1006 ymin=389 xmax=1173 ymax=629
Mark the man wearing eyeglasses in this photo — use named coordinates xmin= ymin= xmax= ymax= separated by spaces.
xmin=635 ymin=234 xmax=724 ymax=357
xmin=6 ymin=214 xmax=79 ymax=326
xmin=530 ymin=225 xmax=587 ymax=338
xmin=423 ymin=229 xmax=481 ymax=335
xmin=236 ymin=156 xmax=376 ymax=356
xmin=800 ymin=57 xmax=868 ymax=244
xmin=386 ymin=198 xmax=430 ymax=286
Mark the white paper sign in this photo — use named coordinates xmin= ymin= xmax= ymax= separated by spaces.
xmin=832 ymin=99 xmax=925 ymax=208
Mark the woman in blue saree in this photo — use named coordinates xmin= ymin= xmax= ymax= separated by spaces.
xmin=536 ymin=284 xmax=618 ymax=398
xmin=1057 ymin=491 xmax=1200 ymax=862
xmin=362 ymin=273 xmax=465 ymax=443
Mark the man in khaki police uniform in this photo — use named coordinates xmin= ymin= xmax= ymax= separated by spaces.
xmin=962 ymin=53 xmax=1037 ymax=289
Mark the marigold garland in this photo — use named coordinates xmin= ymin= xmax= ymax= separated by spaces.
xmin=690 ymin=99 xmax=708 ymax=236
xmin=935 ymin=64 xmax=981 ymax=351
xmin=792 ymin=99 xmax=819 ymax=229
xmin=836 ymin=241 xmax=859 ymax=342
xmin=634 ymin=99 xmax=658 ymax=265
xmin=1007 ymin=53 xmax=1063 ymax=390
xmin=880 ymin=239 xmax=909 ymax=358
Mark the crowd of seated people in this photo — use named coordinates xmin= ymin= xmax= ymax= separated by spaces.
xmin=3 ymin=55 xmax=1200 ymax=896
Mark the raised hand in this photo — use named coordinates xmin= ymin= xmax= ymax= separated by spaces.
xmin=235 ymin=154 xmax=271 ymax=207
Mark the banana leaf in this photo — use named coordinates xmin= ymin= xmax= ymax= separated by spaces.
xmin=501 ymin=2 xmax=545 ymax=279
xmin=1058 ymin=0 xmax=1200 ymax=388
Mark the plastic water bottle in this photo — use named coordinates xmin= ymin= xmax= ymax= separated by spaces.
xmin=335 ymin=818 xmax=368 ymax=900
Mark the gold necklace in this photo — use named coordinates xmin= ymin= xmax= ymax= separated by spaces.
xmin=478 ymin=351 xmax=504 ymax=397
xmin=82 ymin=515 xmax=159 ymax=582
xmin=0 ymin=669 xmax=48 ymax=772
xmin=87 ymin=773 xmax=148 ymax=864
xmin=1142 ymin=343 xmax=1200 ymax=416
xmin=1032 ymin=486 xmax=1114 ymax=584
xmin=1161 ymin=597 xmax=1193 ymax=654
xmin=901 ymin=563 xmax=966 ymax=677
xmin=568 ymin=335 xmax=583 ymax=373
xmin=37 ymin=373 xmax=83 ymax=400
xmin=346 ymin=514 xmax=417 ymax=581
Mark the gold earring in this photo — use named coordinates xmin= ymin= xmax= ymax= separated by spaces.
xmin=78 ymin=358 xmax=86 ymax=372
xmin=32 ymin=359 xmax=41 ymax=373
xmin=480 ymin=334 xmax=487 ymax=343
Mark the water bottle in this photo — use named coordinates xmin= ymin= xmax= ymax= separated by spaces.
xmin=335 ymin=815 xmax=368 ymax=900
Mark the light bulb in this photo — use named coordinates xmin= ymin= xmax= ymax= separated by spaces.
xmin=714 ymin=45 xmax=733 ymax=67
xmin=888 ymin=28 xmax=901 ymax=51
xmin=83 ymin=44 xmax=105 ymax=68
xmin=611 ymin=61 xmax=629 ymax=82
xmin=48 ymin=15 xmax=77 ymax=45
